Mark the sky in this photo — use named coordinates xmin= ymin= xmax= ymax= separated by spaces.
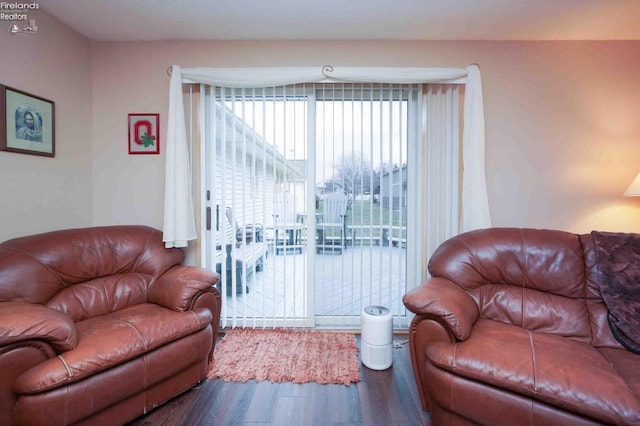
xmin=227 ymin=97 xmax=409 ymax=182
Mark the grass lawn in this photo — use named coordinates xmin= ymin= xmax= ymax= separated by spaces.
xmin=347 ymin=201 xmax=406 ymax=227
xmin=317 ymin=200 xmax=407 ymax=241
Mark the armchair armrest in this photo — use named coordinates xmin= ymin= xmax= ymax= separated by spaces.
xmin=403 ymin=277 xmax=479 ymax=341
xmin=0 ymin=302 xmax=77 ymax=352
xmin=149 ymin=265 xmax=220 ymax=311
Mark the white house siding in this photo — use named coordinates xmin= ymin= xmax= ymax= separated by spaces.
xmin=213 ymin=149 xmax=278 ymax=231
xmin=380 ymin=166 xmax=407 ymax=210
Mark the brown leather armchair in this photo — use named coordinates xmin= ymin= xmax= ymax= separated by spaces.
xmin=0 ymin=226 xmax=221 ymax=426
xmin=403 ymin=228 xmax=640 ymax=425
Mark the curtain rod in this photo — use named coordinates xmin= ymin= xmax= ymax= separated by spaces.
xmin=167 ymin=64 xmax=478 ymax=77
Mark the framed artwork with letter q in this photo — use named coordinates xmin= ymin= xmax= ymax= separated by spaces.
xmin=128 ymin=113 xmax=159 ymax=154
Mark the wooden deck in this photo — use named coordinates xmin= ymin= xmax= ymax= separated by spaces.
xmin=217 ymin=244 xmax=410 ymax=329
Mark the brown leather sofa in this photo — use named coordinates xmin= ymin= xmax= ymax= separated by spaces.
xmin=403 ymin=228 xmax=640 ymax=425
xmin=0 ymin=225 xmax=221 ymax=426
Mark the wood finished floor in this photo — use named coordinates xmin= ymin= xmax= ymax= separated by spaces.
xmin=129 ymin=335 xmax=433 ymax=426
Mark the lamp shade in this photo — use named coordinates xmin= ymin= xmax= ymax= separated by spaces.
xmin=624 ymin=173 xmax=640 ymax=197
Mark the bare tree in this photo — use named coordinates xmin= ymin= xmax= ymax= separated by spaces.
xmin=332 ymin=152 xmax=373 ymax=196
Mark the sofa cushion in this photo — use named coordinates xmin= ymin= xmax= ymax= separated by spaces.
xmin=599 ymin=347 xmax=640 ymax=402
xmin=47 ymin=273 xmax=150 ymax=322
xmin=427 ymin=228 xmax=597 ymax=341
xmin=428 ymin=228 xmax=586 ymax=297
xmin=14 ymin=303 xmax=213 ymax=394
xmin=426 ymin=319 xmax=640 ymax=425
xmin=0 ymin=226 xmax=184 ymax=304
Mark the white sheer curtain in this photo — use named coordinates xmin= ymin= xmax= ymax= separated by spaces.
xmin=461 ymin=66 xmax=491 ymax=231
xmin=163 ymin=65 xmax=196 ymax=248
xmin=163 ymin=65 xmax=490 ymax=248
xmin=424 ymin=84 xmax=461 ymax=263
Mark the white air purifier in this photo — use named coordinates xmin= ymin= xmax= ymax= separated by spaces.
xmin=360 ymin=305 xmax=393 ymax=370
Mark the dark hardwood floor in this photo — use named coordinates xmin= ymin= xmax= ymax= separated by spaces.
xmin=129 ymin=334 xmax=433 ymax=426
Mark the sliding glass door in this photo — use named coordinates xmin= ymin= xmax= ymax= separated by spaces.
xmin=201 ymin=84 xmax=424 ymax=329
xmin=313 ymin=85 xmax=414 ymax=328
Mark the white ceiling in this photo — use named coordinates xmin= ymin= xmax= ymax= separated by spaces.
xmin=38 ymin=0 xmax=640 ymax=42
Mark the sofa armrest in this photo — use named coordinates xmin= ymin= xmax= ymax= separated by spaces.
xmin=149 ymin=265 xmax=220 ymax=311
xmin=403 ymin=277 xmax=479 ymax=341
xmin=0 ymin=302 xmax=77 ymax=352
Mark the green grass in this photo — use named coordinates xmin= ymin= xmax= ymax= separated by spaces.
xmin=317 ymin=200 xmax=407 ymax=240
xmin=347 ymin=201 xmax=406 ymax=227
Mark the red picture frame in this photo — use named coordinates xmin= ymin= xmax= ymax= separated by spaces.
xmin=128 ymin=113 xmax=159 ymax=154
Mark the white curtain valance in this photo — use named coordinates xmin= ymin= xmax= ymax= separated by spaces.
xmin=163 ymin=64 xmax=491 ymax=248
xmin=177 ymin=65 xmax=469 ymax=87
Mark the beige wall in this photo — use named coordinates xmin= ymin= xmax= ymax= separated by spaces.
xmin=2 ymin=9 xmax=640 ymax=243
xmin=0 ymin=11 xmax=92 ymax=241
xmin=479 ymin=41 xmax=640 ymax=233
xmin=92 ymin=40 xmax=640 ymax=236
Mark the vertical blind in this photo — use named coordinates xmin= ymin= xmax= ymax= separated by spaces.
xmin=163 ymin=65 xmax=491 ymax=252
xmin=195 ymin=82 xmax=461 ymax=330
xmin=202 ymin=85 xmax=311 ymax=329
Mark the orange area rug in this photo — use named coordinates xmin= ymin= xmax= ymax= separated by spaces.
xmin=209 ymin=328 xmax=361 ymax=385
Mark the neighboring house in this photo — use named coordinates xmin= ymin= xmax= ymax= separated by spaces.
xmin=380 ymin=165 xmax=407 ymax=210
xmin=286 ymin=159 xmax=308 ymax=215
xmin=211 ymin=103 xmax=304 ymax=232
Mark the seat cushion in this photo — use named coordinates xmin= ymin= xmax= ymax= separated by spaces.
xmin=14 ymin=303 xmax=212 ymax=394
xmin=426 ymin=319 xmax=640 ymax=425
xmin=599 ymin=347 xmax=640 ymax=402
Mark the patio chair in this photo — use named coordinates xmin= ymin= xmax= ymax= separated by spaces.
xmin=316 ymin=191 xmax=349 ymax=254
xmin=273 ymin=193 xmax=305 ymax=254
